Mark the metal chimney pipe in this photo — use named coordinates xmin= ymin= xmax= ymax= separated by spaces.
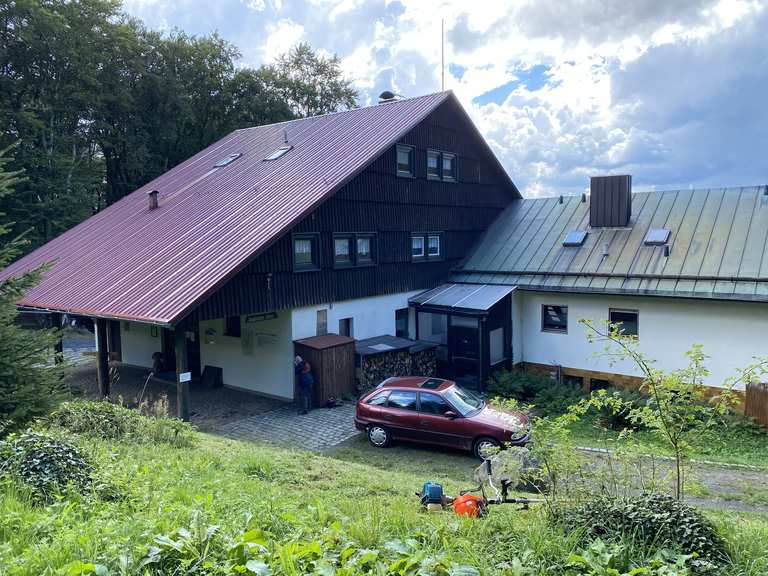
xmin=148 ymin=190 xmax=159 ymax=210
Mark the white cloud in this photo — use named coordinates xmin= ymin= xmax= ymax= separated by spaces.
xmin=262 ymin=18 xmax=305 ymax=60
xmin=121 ymin=0 xmax=767 ymax=196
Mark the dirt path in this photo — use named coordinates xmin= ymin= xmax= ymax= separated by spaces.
xmin=580 ymin=449 xmax=768 ymax=513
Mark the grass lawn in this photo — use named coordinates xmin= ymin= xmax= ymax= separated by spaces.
xmin=2 ymin=421 xmax=768 ymax=575
xmin=567 ymin=417 xmax=768 ymax=469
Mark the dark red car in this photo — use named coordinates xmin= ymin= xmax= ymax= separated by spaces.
xmin=355 ymin=377 xmax=530 ymax=459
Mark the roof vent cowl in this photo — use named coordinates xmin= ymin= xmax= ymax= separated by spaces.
xmin=589 ymin=175 xmax=632 ymax=228
xmin=378 ymin=90 xmax=399 ymax=104
xmin=148 ymin=189 xmax=159 ymax=210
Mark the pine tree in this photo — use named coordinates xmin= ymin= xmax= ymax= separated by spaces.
xmin=0 ymin=144 xmax=65 ymax=435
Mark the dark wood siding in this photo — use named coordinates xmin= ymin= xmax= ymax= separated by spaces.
xmin=191 ymin=98 xmax=515 ymax=322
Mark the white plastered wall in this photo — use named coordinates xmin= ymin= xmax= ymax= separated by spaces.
xmin=199 ymin=311 xmax=294 ymax=399
xmin=119 ymin=321 xmax=162 ymax=368
xmin=517 ymin=291 xmax=768 ymax=389
xmin=291 ymin=290 xmax=421 ymax=341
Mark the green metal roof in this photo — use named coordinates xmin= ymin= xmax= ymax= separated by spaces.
xmin=452 ymin=186 xmax=768 ymax=302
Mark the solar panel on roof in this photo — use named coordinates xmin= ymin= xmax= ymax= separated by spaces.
xmin=563 ymin=229 xmax=588 ymax=247
xmin=644 ymin=228 xmax=671 ymax=245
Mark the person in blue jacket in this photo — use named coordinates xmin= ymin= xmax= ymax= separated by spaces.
xmin=294 ymin=355 xmax=315 ymax=415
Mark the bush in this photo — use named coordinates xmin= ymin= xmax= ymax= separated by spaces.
xmin=488 ymin=369 xmax=586 ymax=416
xmin=0 ymin=430 xmax=94 ymax=500
xmin=592 ymin=387 xmax=647 ymax=431
xmin=50 ymin=400 xmax=195 ymax=447
xmin=558 ymin=493 xmax=728 ymax=569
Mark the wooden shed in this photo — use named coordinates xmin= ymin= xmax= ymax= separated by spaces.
xmin=294 ymin=334 xmax=355 ymax=406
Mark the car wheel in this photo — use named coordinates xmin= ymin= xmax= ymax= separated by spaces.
xmin=473 ymin=437 xmax=501 ymax=460
xmin=367 ymin=425 xmax=391 ymax=448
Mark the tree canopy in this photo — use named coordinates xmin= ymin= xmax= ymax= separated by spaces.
xmin=0 ymin=0 xmax=358 ymax=253
xmin=0 ymin=144 xmax=65 ymax=433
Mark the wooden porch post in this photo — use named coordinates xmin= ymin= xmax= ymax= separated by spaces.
xmin=95 ymin=318 xmax=110 ymax=397
xmin=174 ymin=325 xmax=190 ymax=422
xmin=51 ymin=312 xmax=64 ymax=365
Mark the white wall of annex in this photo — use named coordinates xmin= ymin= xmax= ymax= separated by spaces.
xmin=199 ymin=311 xmax=294 ymax=399
xmin=291 ymin=290 xmax=422 ymax=341
xmin=119 ymin=322 xmax=161 ymax=368
xmin=518 ymin=291 xmax=768 ymax=389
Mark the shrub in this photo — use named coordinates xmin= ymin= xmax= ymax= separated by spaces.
xmin=489 ymin=369 xmax=586 ymax=416
xmin=558 ymin=493 xmax=727 ymax=569
xmin=566 ymin=539 xmax=694 ymax=576
xmin=592 ymin=387 xmax=647 ymax=431
xmin=0 ymin=430 xmax=94 ymax=500
xmin=50 ymin=400 xmax=195 ymax=447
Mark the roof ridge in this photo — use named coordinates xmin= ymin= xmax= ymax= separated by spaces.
xmin=524 ymin=184 xmax=767 ymax=201
xmin=235 ymin=90 xmax=453 ymax=133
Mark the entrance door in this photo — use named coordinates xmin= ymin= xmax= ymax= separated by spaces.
xmin=449 ymin=315 xmax=480 ymax=389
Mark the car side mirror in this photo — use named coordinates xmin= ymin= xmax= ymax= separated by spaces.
xmin=444 ymin=410 xmax=458 ymax=419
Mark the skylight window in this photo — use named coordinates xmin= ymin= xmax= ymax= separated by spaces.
xmin=644 ymin=228 xmax=671 ymax=246
xmin=263 ymin=145 xmax=293 ymax=161
xmin=213 ymin=153 xmax=242 ymax=168
xmin=563 ymin=229 xmax=588 ymax=247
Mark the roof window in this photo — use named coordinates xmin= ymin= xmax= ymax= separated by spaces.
xmin=644 ymin=228 xmax=671 ymax=246
xmin=213 ymin=153 xmax=242 ymax=168
xmin=263 ymin=145 xmax=293 ymax=161
xmin=563 ymin=229 xmax=588 ymax=247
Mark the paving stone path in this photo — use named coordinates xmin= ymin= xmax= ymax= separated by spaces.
xmin=220 ymin=403 xmax=360 ymax=450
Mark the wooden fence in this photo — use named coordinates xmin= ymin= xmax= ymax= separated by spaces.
xmin=745 ymin=383 xmax=768 ymax=429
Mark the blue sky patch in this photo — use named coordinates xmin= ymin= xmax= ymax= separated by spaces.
xmin=473 ymin=64 xmax=550 ymax=106
xmin=448 ymin=63 xmax=466 ymax=80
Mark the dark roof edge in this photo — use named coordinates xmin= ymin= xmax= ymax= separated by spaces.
xmin=457 ymin=268 xmax=768 ymax=283
xmin=450 ymin=278 xmax=768 ymax=304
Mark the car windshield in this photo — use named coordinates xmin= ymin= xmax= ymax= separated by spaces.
xmin=443 ymin=384 xmax=485 ymax=416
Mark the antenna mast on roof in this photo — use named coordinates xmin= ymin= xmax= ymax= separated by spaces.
xmin=441 ymin=18 xmax=445 ymax=91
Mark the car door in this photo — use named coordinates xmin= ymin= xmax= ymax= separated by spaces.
xmin=381 ymin=389 xmax=420 ymax=440
xmin=417 ymin=391 xmax=472 ymax=449
xmin=359 ymin=389 xmax=390 ymax=426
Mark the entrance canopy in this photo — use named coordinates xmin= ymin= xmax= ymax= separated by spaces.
xmin=409 ymin=283 xmax=515 ymax=315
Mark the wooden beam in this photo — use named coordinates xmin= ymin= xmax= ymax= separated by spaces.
xmin=95 ymin=318 xmax=109 ymax=397
xmin=175 ymin=326 xmax=190 ymax=422
xmin=51 ymin=312 xmax=64 ymax=365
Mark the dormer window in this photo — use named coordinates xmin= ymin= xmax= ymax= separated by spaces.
xmin=396 ymin=144 xmax=415 ymax=177
xmin=264 ymin=145 xmax=292 ymax=161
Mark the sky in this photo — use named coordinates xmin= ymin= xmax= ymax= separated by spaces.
xmin=121 ymin=0 xmax=768 ymax=197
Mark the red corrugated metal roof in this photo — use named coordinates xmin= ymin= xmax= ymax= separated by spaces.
xmin=0 ymin=91 xmax=517 ymax=325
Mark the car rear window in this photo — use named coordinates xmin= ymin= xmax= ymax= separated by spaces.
xmin=387 ymin=390 xmax=417 ymax=411
xmin=366 ymin=390 xmax=390 ymax=405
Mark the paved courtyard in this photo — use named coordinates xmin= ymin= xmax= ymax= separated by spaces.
xmin=219 ymin=403 xmax=360 ymax=450
xmin=67 ymin=361 xmax=361 ymax=450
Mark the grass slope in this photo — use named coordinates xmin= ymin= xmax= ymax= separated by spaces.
xmin=1 ymin=430 xmax=767 ymax=575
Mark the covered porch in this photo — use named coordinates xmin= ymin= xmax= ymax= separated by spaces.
xmin=88 ymin=310 xmax=297 ymax=421
xmin=409 ymin=283 xmax=515 ymax=391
